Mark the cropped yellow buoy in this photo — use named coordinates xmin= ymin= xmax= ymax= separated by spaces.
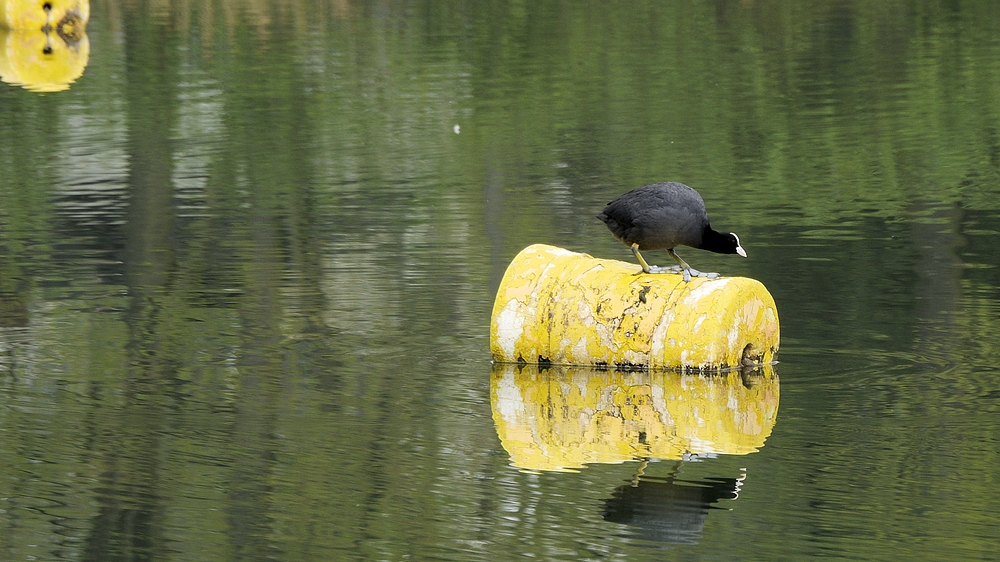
xmin=491 ymin=364 xmax=779 ymax=472
xmin=490 ymin=244 xmax=779 ymax=370
xmin=1 ymin=0 xmax=89 ymax=31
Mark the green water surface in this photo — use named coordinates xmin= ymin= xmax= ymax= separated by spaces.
xmin=2 ymin=1 xmax=1000 ymax=560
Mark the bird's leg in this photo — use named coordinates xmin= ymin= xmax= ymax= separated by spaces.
xmin=631 ymin=243 xmax=652 ymax=273
xmin=668 ymin=249 xmax=695 ymax=282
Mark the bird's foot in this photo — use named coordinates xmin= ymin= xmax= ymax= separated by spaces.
xmin=642 ymin=265 xmax=720 ymax=281
xmin=681 ymin=268 xmax=721 ymax=282
xmin=646 ymin=265 xmax=683 ymax=274
xmin=645 ymin=265 xmax=693 ymax=282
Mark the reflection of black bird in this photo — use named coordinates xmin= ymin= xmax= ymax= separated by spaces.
xmin=596 ymin=182 xmax=746 ymax=282
xmin=603 ymin=474 xmax=741 ymax=544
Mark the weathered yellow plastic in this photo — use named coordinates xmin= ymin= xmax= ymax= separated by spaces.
xmin=491 ymin=363 xmax=779 ymax=472
xmin=0 ymin=27 xmax=88 ymax=91
xmin=1 ymin=0 xmax=89 ymax=31
xmin=491 ymin=244 xmax=779 ymax=370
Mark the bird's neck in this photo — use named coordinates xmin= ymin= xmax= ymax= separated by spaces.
xmin=701 ymin=226 xmax=731 ymax=254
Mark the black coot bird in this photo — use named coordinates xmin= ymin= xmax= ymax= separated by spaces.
xmin=596 ymin=182 xmax=746 ymax=282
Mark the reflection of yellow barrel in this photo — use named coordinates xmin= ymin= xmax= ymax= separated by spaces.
xmin=1 ymin=0 xmax=89 ymax=31
xmin=491 ymin=363 xmax=779 ymax=472
xmin=491 ymin=244 xmax=779 ymax=369
xmin=0 ymin=26 xmax=88 ymax=92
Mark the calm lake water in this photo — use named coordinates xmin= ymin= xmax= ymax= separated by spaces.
xmin=3 ymin=1 xmax=1000 ymax=560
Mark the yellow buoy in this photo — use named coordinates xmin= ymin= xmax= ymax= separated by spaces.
xmin=0 ymin=0 xmax=89 ymax=32
xmin=490 ymin=244 xmax=779 ymax=370
xmin=491 ymin=363 xmax=779 ymax=472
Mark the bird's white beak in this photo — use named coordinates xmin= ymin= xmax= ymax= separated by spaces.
xmin=732 ymin=233 xmax=747 ymax=257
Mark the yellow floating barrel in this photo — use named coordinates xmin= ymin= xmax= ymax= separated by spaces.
xmin=491 ymin=244 xmax=779 ymax=370
xmin=1 ymin=0 xmax=89 ymax=31
xmin=0 ymin=0 xmax=89 ymax=92
xmin=492 ymin=364 xmax=779 ymax=472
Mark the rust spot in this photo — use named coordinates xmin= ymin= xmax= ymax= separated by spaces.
xmin=741 ymin=343 xmax=762 ymax=367
xmin=637 ymin=285 xmax=651 ymax=304
xmin=614 ymin=361 xmax=647 ymax=372
xmin=57 ymin=12 xmax=86 ymax=44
